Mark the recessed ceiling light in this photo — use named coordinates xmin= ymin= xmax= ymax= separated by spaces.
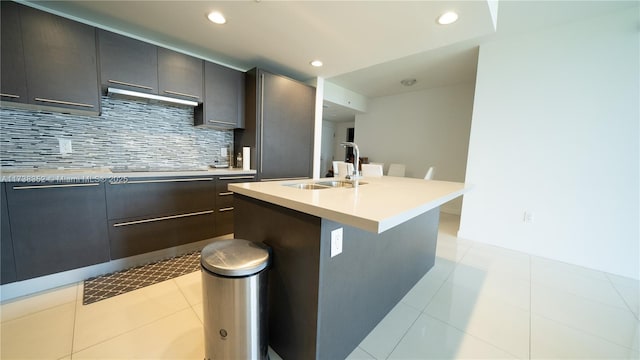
xmin=310 ymin=60 xmax=323 ymax=67
xmin=437 ymin=11 xmax=458 ymax=25
xmin=207 ymin=11 xmax=226 ymax=25
xmin=400 ymin=78 xmax=417 ymax=86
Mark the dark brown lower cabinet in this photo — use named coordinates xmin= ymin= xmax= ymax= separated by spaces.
xmin=108 ymin=210 xmax=216 ymax=259
xmin=105 ymin=176 xmax=217 ymax=259
xmin=1 ymin=183 xmax=17 ymax=284
xmin=214 ymin=175 xmax=256 ymax=237
xmin=5 ymin=182 xmax=110 ymax=281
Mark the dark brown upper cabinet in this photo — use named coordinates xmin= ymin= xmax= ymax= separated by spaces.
xmin=98 ymin=29 xmax=159 ymax=94
xmin=0 ymin=2 xmax=100 ymax=113
xmin=235 ymin=68 xmax=315 ymax=181
xmin=158 ymin=47 xmax=203 ymax=102
xmin=195 ymin=61 xmax=245 ymax=128
xmin=99 ymin=30 xmax=204 ymax=103
xmin=0 ymin=1 xmax=28 ymax=104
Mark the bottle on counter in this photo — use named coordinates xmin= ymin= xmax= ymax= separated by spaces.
xmin=236 ymin=152 xmax=243 ymax=169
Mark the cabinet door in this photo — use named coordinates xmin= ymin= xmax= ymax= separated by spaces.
xmin=20 ymin=5 xmax=100 ymax=112
xmin=196 ymin=61 xmax=244 ymax=128
xmin=6 ymin=182 xmax=110 ymax=281
xmin=98 ymin=29 xmax=158 ymax=94
xmin=1 ymin=183 xmax=17 ymax=284
xmin=158 ymin=48 xmax=203 ymax=102
xmin=0 ymin=1 xmax=28 ymax=104
xmin=260 ymin=71 xmax=315 ymax=180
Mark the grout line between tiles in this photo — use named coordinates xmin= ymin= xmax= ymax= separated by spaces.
xmin=69 ymin=308 xmax=189 ymax=356
xmin=604 ymin=273 xmax=640 ymax=322
xmin=529 ymin=254 xmax=532 ymax=360
xmin=423 ymin=313 xmax=524 ymax=359
xmin=68 ymin=283 xmax=81 ymax=360
xmin=533 ymin=312 xmax=640 ymax=354
xmin=383 ymin=309 xmax=423 ymax=360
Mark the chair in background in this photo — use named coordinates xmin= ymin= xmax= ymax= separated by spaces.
xmin=332 ymin=161 xmax=341 ymax=177
xmin=424 ymin=166 xmax=435 ymax=180
xmin=361 ymin=163 xmax=383 ymax=177
xmin=387 ymin=163 xmax=406 ymax=177
xmin=336 ymin=162 xmax=354 ymax=178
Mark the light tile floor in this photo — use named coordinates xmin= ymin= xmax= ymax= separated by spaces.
xmin=1 ymin=213 xmax=638 ymax=359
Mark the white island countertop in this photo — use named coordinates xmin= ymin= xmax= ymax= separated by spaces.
xmin=229 ymin=176 xmax=471 ymax=233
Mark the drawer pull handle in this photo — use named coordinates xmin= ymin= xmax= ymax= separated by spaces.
xmin=108 ymin=80 xmax=153 ymax=91
xmin=219 ymin=192 xmax=234 ymax=196
xmin=13 ymin=183 xmax=100 ymax=190
xmin=163 ymin=90 xmax=199 ymax=99
xmin=261 ymin=177 xmax=309 ymax=182
xmin=218 ymin=207 xmax=234 ymax=212
xmin=207 ymin=120 xmax=235 ymax=126
xmin=110 ymin=177 xmax=214 ymax=185
xmin=0 ymin=93 xmax=20 ymax=99
xmin=34 ymin=97 xmax=94 ymax=108
xmin=219 ymin=176 xmax=254 ymax=180
xmin=113 ymin=210 xmax=214 ymax=227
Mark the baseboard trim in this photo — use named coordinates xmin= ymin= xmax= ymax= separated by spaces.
xmin=0 ymin=235 xmax=232 ymax=303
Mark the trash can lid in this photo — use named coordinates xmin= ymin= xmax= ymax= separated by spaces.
xmin=201 ymin=239 xmax=270 ymax=277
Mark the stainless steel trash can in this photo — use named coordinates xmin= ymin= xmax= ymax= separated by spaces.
xmin=201 ymin=239 xmax=270 ymax=360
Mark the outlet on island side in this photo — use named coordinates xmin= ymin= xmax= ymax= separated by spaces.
xmin=331 ymin=228 xmax=343 ymax=258
xmin=523 ymin=211 xmax=535 ymax=224
xmin=58 ymin=138 xmax=72 ymax=155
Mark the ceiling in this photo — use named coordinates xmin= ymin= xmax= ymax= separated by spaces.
xmin=25 ymin=0 xmax=638 ymax=122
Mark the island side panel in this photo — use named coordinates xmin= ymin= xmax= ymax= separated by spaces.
xmin=233 ymin=194 xmax=323 ymax=360
xmin=316 ymin=208 xmax=440 ymax=360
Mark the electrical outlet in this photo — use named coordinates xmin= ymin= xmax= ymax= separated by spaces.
xmin=331 ymin=228 xmax=343 ymax=258
xmin=58 ymin=138 xmax=72 ymax=154
xmin=221 ymin=148 xmax=228 ymax=157
xmin=523 ymin=211 xmax=534 ymax=224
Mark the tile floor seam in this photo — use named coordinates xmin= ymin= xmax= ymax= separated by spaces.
xmin=383 ymin=310 xmax=423 ymax=360
xmin=529 ymin=254 xmax=532 ymax=360
xmin=355 ymin=346 xmax=377 ymax=360
xmin=422 ymin=313 xmax=524 ymax=360
xmin=605 ymin=273 xmax=640 ymax=322
xmin=69 ymin=308 xmax=188 ymax=355
xmin=0 ymin=299 xmax=77 ymax=325
xmin=531 ymin=280 xmax=638 ymax=317
xmin=173 ymin=275 xmax=196 ymax=305
xmin=532 ymin=312 xmax=640 ymax=353
xmin=68 ymin=283 xmax=80 ymax=360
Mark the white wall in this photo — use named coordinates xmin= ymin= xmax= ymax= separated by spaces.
xmin=459 ymin=8 xmax=639 ymax=279
xmin=355 ymin=83 xmax=475 ymax=214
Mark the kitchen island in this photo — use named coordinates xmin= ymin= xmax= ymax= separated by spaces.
xmin=229 ymin=176 xmax=469 ymax=360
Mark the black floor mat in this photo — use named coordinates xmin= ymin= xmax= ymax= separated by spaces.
xmin=82 ymin=251 xmax=201 ymax=305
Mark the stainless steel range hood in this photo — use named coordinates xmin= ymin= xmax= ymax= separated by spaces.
xmin=106 ymin=87 xmax=199 ymax=107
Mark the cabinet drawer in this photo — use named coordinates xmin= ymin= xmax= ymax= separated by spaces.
xmin=215 ymin=175 xmax=254 ymax=209
xmin=106 ymin=177 xmax=215 ymax=220
xmin=215 ymin=208 xmax=234 ymax=237
xmin=109 ymin=210 xmax=215 ymax=259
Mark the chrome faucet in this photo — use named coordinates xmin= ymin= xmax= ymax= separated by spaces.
xmin=340 ymin=142 xmax=360 ymax=187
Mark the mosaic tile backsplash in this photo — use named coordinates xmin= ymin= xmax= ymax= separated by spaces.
xmin=0 ymin=96 xmax=233 ymax=170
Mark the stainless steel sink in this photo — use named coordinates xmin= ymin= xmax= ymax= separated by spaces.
xmin=315 ymin=180 xmax=367 ymax=188
xmin=284 ymin=180 xmax=367 ymax=190
xmin=285 ymin=183 xmax=331 ymax=190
